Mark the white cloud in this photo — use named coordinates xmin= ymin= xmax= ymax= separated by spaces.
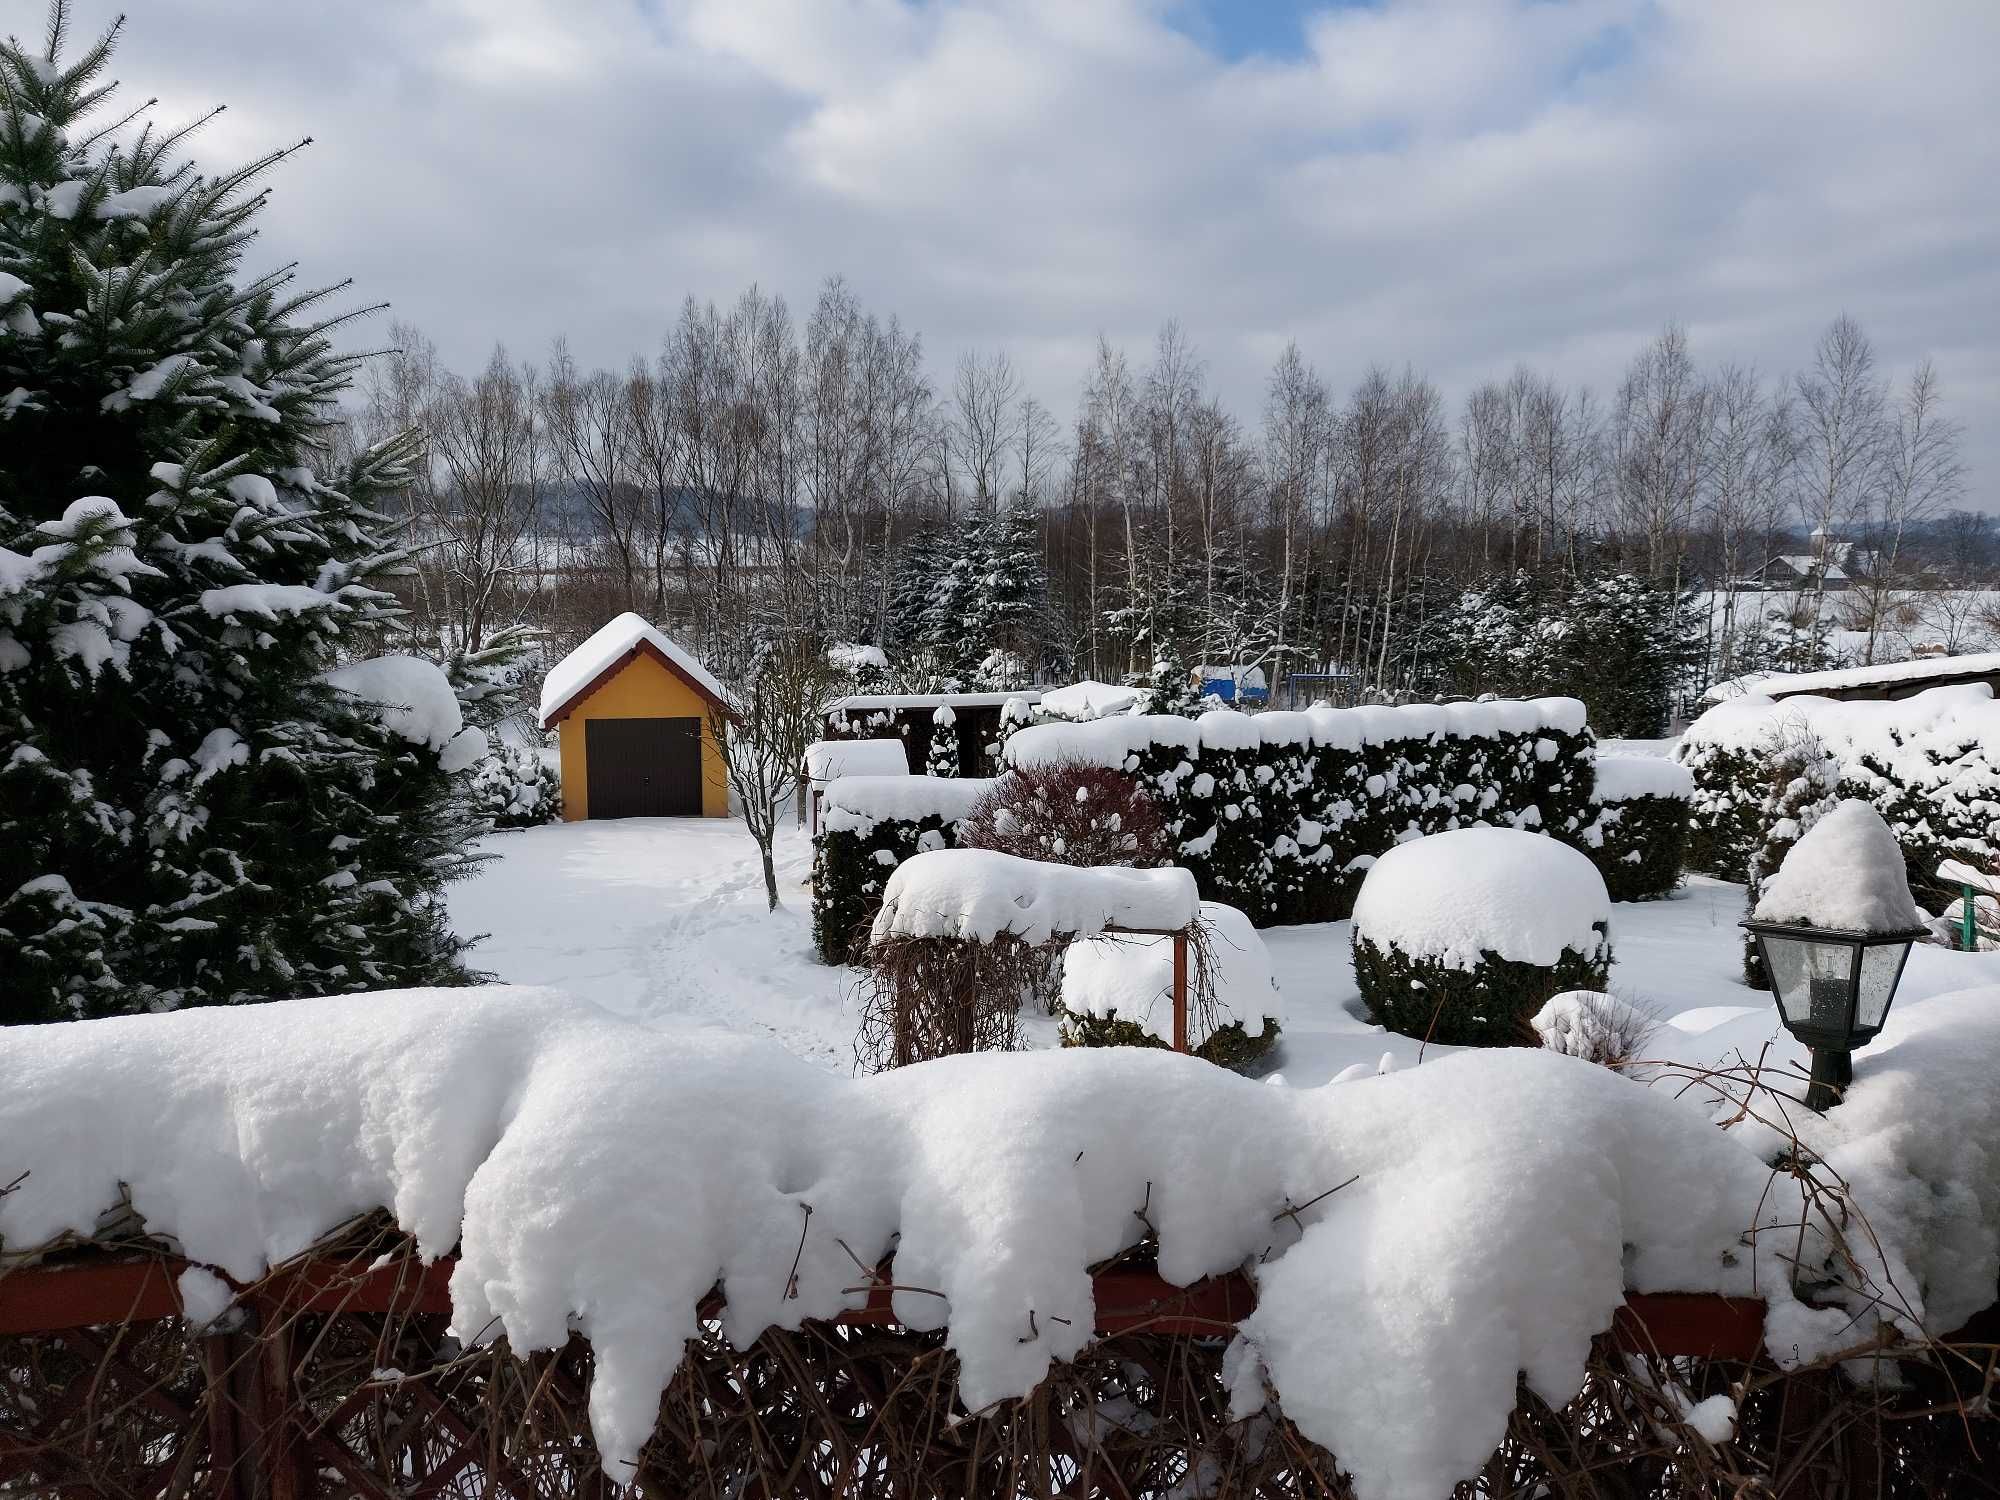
xmin=56 ymin=0 xmax=2000 ymax=506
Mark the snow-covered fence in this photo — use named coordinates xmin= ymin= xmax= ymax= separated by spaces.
xmin=5 ymin=986 xmax=1999 ymax=1498
xmin=1677 ymin=684 xmax=2000 ymax=898
xmin=1004 ymin=698 xmax=1597 ymax=925
xmin=1581 ymin=753 xmax=1694 ymax=901
xmin=811 ymin=774 xmax=998 ymax=961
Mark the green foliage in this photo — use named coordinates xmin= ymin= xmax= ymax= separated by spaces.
xmin=0 ymin=7 xmax=478 ymax=1021
xmin=812 ymin=817 xmax=961 ymax=964
xmin=467 ymin=742 xmax=560 ymax=829
xmin=924 ymin=707 xmax=959 ymax=778
xmin=1583 ymin=794 xmax=1691 ymax=902
xmin=1055 ymin=1008 xmax=1280 ymax=1073
xmin=1352 ymin=926 xmax=1613 ymax=1048
xmin=1429 ymin=571 xmax=1704 ymax=737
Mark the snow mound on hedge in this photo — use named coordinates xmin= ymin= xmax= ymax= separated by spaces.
xmin=1753 ymin=800 xmax=1924 ymax=932
xmin=1593 ymin=753 xmax=1694 ymax=803
xmin=820 ymin=774 xmax=996 ymax=836
xmin=1351 ymin=828 xmax=1610 ymax=968
xmin=871 ymin=848 xmax=1199 ymax=945
xmin=10 ymin=984 xmax=1999 ymax=1498
xmin=1062 ymin=900 xmax=1280 ymax=1042
xmin=802 ymin=738 xmax=908 ymax=783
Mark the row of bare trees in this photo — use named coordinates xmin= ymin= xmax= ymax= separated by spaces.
xmin=352 ymin=285 xmax=1981 ymax=698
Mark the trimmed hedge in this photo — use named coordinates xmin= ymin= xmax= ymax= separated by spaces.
xmin=1352 ymin=925 xmax=1613 ymax=1048
xmin=812 ymin=778 xmax=997 ymax=963
xmin=1055 ymin=1009 xmax=1280 ymax=1073
xmin=1003 ymin=700 xmax=1597 ymax=927
xmin=1584 ymin=795 xmax=1689 ymax=902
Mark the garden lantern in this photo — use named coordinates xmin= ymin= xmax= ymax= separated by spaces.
xmin=1737 ymin=918 xmax=1926 ymax=1110
xmin=1738 ymin=799 xmax=1930 ymax=1113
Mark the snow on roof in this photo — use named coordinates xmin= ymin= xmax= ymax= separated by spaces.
xmin=1037 ymin=679 xmax=1144 ymax=720
xmin=1753 ymin=800 xmax=1924 ymax=932
xmin=324 ymin=654 xmax=487 ymax=771
xmin=7 ymin=982 xmax=1998 ymax=1496
xmin=802 ymin=739 xmax=909 ymax=784
xmin=1593 ymin=754 xmax=1695 ymax=804
xmin=1007 ymin=697 xmax=1587 ymax=771
xmin=870 ymin=849 xmax=1200 ymax=944
xmin=1679 ymin=681 xmax=1998 ymax=761
xmin=1193 ymin=664 xmax=1268 ymax=689
xmin=1061 ymin=900 xmax=1279 ymax=1044
xmin=1351 ymin=828 xmax=1611 ymax=969
xmin=831 ymin=691 xmax=1043 ymax=713
xmin=1743 ymin=650 xmax=2000 ymax=702
xmin=819 ymin=774 xmax=997 ymax=835
xmin=538 ymin=613 xmax=731 ymax=728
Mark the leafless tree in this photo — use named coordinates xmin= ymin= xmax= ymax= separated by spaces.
xmin=1851 ymin=358 xmax=1964 ymax=662
xmin=708 ymin=638 xmax=837 ymax=911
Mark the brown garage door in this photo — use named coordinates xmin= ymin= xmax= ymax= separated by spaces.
xmin=585 ymin=717 xmax=702 ymax=818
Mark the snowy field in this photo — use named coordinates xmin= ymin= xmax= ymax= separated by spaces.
xmin=448 ymin=814 xmax=2000 ymax=1087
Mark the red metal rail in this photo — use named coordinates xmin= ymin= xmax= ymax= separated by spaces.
xmin=0 ymin=1251 xmax=1764 ymax=1357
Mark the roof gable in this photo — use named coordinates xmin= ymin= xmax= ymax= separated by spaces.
xmin=539 ymin=613 xmax=732 ymax=727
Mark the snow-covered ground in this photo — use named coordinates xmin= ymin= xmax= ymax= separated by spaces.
xmin=450 ymin=815 xmax=2000 ymax=1088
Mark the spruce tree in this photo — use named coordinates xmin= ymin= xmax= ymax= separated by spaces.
xmin=1741 ymin=731 xmax=1842 ymax=988
xmin=0 ymin=6 xmax=478 ymax=1023
xmin=925 ymin=704 xmax=959 ymax=778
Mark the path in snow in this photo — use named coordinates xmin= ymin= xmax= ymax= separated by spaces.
xmin=454 ymin=817 xmax=1998 ymax=1086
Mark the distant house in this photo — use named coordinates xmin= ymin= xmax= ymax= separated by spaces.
xmin=1739 ymin=529 xmax=1876 ymax=593
xmin=538 ymin=614 xmax=732 ymax=820
xmin=1708 ymin=650 xmax=2000 ymax=706
xmin=1192 ymin=665 xmax=1269 ymax=704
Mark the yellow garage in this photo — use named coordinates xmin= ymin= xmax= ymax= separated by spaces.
xmin=538 ymin=613 xmax=732 ymax=820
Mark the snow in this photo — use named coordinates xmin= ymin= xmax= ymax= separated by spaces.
xmin=827 ymin=641 xmax=889 ymax=672
xmin=1731 ymin=650 xmax=2000 ymax=702
xmin=1680 ymin=682 xmax=1995 ymax=759
xmin=802 ymin=738 xmax=908 ymax=784
xmin=538 ymin=612 xmax=730 ymax=727
xmin=1593 ymin=753 xmax=1694 ymax=802
xmin=1938 ymin=857 xmax=2000 ymax=896
xmin=832 ymin=690 xmax=1043 ymax=711
xmin=1752 ymin=800 xmax=1924 ymax=932
xmin=1008 ymin=696 xmax=1587 ymax=770
xmin=324 ymin=655 xmax=487 ymax=770
xmin=870 ymin=849 xmax=1200 ymax=945
xmin=818 ymin=774 xmax=994 ymax=835
xmin=932 ymin=702 xmax=955 ymax=726
xmin=1350 ymin=828 xmax=1610 ymax=968
xmin=1037 ymin=679 xmax=1143 ymax=720
xmin=199 ymin=582 xmax=338 ymax=619
xmin=96 ymin=184 xmax=175 ymax=219
xmin=1061 ymin=900 xmax=1280 ymax=1042
xmin=11 ymin=979 xmax=2000 ymax=1498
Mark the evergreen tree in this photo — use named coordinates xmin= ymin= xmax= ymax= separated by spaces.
xmin=1132 ymin=647 xmax=1202 ymax=717
xmin=1742 ymin=731 xmax=1842 ymax=988
xmin=0 ymin=7 xmax=478 ymax=1022
xmin=925 ymin=704 xmax=960 ymax=778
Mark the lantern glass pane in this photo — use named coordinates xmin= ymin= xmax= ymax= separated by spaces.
xmin=1855 ymin=942 xmax=1909 ymax=1031
xmin=1762 ymin=935 xmax=1855 ymax=1041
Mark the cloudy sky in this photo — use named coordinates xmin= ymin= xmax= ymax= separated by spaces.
xmin=56 ymin=0 xmax=2000 ymax=508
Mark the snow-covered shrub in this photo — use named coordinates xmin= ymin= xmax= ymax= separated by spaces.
xmin=956 ymin=761 xmax=1169 ymax=869
xmin=1677 ymin=686 xmax=2000 ymax=904
xmin=1581 ymin=755 xmax=1694 ymax=902
xmin=924 ymin=703 xmax=959 ymax=778
xmin=1350 ymin=829 xmax=1614 ymax=1047
xmin=1005 ymin=697 xmax=1595 ymax=927
xmin=1057 ymin=900 xmax=1281 ymax=1071
xmin=1533 ymin=990 xmax=1654 ymax=1069
xmin=1740 ymin=731 xmax=1841 ymax=987
xmin=856 ymin=851 xmax=1200 ymax=1070
xmin=467 ymin=743 xmax=560 ymax=829
xmin=811 ymin=776 xmax=996 ymax=962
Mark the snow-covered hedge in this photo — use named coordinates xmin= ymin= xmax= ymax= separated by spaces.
xmin=811 ymin=775 xmax=997 ymax=961
xmin=1581 ymin=754 xmax=1694 ymax=903
xmin=1004 ymin=698 xmax=1596 ymax=925
xmin=1677 ymin=685 xmax=2000 ymax=900
xmin=1350 ymin=829 xmax=1614 ymax=1046
xmin=8 ymin=984 xmax=1999 ymax=1500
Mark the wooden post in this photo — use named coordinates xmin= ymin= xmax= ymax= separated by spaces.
xmin=1172 ymin=932 xmax=1188 ymax=1054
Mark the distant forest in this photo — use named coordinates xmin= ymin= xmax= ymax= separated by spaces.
xmin=346 ymin=284 xmax=1992 ymax=708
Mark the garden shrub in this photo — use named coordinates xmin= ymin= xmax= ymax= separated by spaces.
xmin=1351 ymin=927 xmax=1613 ymax=1048
xmin=811 ymin=777 xmax=996 ymax=962
xmin=468 ymin=743 xmax=561 ymax=830
xmin=956 ymin=761 xmax=1170 ymax=869
xmin=1056 ymin=1010 xmax=1279 ymax=1072
xmin=1581 ymin=755 xmax=1694 ymax=902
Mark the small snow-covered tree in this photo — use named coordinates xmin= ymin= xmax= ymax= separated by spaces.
xmin=1742 ymin=728 xmax=1841 ymax=988
xmin=925 ymin=704 xmax=959 ymax=778
xmin=1134 ymin=648 xmax=1203 ymax=717
xmin=709 ymin=635 xmax=833 ymax=911
xmin=0 ymin=6 xmax=480 ymax=1022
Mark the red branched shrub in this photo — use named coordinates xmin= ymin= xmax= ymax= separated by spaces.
xmin=957 ymin=761 xmax=1169 ymax=869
